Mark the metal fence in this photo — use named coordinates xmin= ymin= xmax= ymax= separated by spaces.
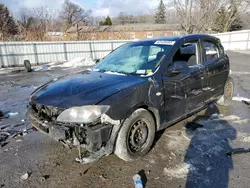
xmin=0 ymin=40 xmax=130 ymax=67
xmin=214 ymin=30 xmax=250 ymax=51
xmin=1 ymin=30 xmax=250 ymax=67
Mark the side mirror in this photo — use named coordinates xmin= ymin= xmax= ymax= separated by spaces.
xmin=168 ymin=61 xmax=188 ymax=73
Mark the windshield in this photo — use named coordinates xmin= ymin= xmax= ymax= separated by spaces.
xmin=94 ymin=41 xmax=174 ymax=75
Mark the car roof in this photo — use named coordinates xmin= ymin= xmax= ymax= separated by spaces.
xmin=132 ymin=34 xmax=219 ymax=44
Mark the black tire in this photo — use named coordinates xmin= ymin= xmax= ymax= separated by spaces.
xmin=115 ymin=108 xmax=156 ymax=161
xmin=24 ymin=60 xmax=32 ymax=72
xmin=217 ymin=76 xmax=234 ymax=106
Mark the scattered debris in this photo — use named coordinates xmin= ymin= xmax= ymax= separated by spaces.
xmin=0 ymin=110 xmax=3 ymax=117
xmin=59 ymin=140 xmax=71 ymax=149
xmin=3 ymin=148 xmax=9 ymax=152
xmin=21 ymin=85 xmax=31 ymax=89
xmin=21 ymin=119 xmax=25 ymax=122
xmin=185 ymin=122 xmax=203 ymax=130
xmin=75 ymin=149 xmax=106 ymax=164
xmin=0 ymin=124 xmax=11 ymax=130
xmin=82 ymin=167 xmax=92 ymax=175
xmin=100 ymin=174 xmax=107 ymax=181
xmin=227 ymin=148 xmax=250 ymax=156
xmin=0 ymin=132 xmax=10 ymax=137
xmin=0 ymin=142 xmax=9 ymax=148
xmin=14 ymin=123 xmax=25 ymax=128
xmin=133 ymin=174 xmax=143 ymax=188
xmin=170 ymin=152 xmax=176 ymax=157
xmin=242 ymin=100 xmax=250 ymax=107
xmin=20 ymin=172 xmax=31 ymax=180
xmin=39 ymin=175 xmax=50 ymax=181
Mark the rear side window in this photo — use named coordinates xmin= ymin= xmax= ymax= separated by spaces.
xmin=203 ymin=41 xmax=220 ymax=62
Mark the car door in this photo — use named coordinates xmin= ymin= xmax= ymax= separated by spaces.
xmin=162 ymin=40 xmax=209 ymax=125
xmin=201 ymin=39 xmax=230 ymax=100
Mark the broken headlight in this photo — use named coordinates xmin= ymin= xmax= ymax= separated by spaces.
xmin=56 ymin=105 xmax=110 ymax=124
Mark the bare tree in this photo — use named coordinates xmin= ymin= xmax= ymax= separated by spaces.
xmin=116 ymin=12 xmax=128 ymax=25
xmin=173 ymin=0 xmax=223 ymax=33
xmin=240 ymin=8 xmax=250 ymax=29
xmin=60 ymin=0 xmax=91 ymax=30
xmin=173 ymin=0 xmax=250 ymax=33
xmin=18 ymin=8 xmax=35 ymax=38
xmin=33 ymin=6 xmax=58 ymax=33
xmin=220 ymin=0 xmax=250 ymax=32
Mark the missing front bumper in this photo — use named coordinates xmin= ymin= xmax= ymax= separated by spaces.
xmin=28 ymin=109 xmax=113 ymax=152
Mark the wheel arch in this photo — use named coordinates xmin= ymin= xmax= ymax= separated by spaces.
xmin=128 ymin=104 xmax=161 ymax=132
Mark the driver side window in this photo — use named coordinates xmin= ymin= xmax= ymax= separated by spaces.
xmin=173 ymin=41 xmax=199 ymax=67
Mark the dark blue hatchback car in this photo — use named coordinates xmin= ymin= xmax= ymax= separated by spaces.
xmin=28 ymin=34 xmax=234 ymax=163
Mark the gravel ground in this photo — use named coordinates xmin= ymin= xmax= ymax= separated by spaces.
xmin=0 ymin=51 xmax=250 ymax=188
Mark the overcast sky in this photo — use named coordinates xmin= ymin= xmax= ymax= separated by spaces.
xmin=0 ymin=0 xmax=169 ymax=17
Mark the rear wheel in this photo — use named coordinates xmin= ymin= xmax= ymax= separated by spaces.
xmin=217 ymin=76 xmax=234 ymax=106
xmin=115 ymin=109 xmax=156 ymax=161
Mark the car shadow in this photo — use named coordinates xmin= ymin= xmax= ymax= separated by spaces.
xmin=138 ymin=169 xmax=148 ymax=187
xmin=184 ymin=104 xmax=236 ymax=188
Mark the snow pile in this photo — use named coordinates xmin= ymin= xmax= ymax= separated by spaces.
xmin=61 ymin=57 xmax=95 ymax=68
xmin=241 ymin=136 xmax=250 ymax=143
xmin=163 ymin=163 xmax=196 ymax=179
xmin=233 ymin=96 xmax=250 ymax=102
xmin=238 ymin=132 xmax=250 ymax=143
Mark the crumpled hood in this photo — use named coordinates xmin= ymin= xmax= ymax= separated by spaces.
xmin=30 ymin=71 xmax=146 ymax=108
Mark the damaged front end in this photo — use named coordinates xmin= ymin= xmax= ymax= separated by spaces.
xmin=28 ymin=103 xmax=118 ymax=159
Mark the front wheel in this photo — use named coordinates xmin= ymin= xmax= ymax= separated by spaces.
xmin=217 ymin=76 xmax=234 ymax=106
xmin=114 ymin=109 xmax=156 ymax=161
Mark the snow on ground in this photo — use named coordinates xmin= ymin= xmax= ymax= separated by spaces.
xmin=59 ymin=57 xmax=95 ymax=68
xmin=163 ymin=163 xmax=196 ymax=179
xmin=233 ymin=96 xmax=250 ymax=102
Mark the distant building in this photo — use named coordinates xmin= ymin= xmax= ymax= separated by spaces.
xmin=66 ymin=24 xmax=183 ymax=40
